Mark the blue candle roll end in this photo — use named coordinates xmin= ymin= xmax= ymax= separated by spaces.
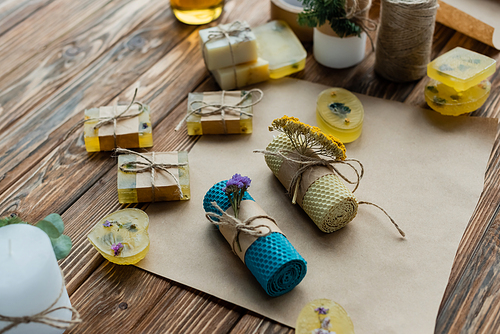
xmin=203 ymin=180 xmax=307 ymax=297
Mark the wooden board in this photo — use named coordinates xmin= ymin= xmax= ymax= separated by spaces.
xmin=0 ymin=0 xmax=499 ymax=333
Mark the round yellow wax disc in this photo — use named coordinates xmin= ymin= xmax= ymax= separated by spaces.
xmin=316 ymin=88 xmax=364 ymax=144
xmin=296 ymin=299 xmax=354 ymax=334
xmin=424 ymin=79 xmax=491 ymax=116
xmin=88 ymin=208 xmax=150 ymax=265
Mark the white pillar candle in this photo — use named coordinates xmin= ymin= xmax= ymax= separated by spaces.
xmin=0 ymin=224 xmax=72 ymax=334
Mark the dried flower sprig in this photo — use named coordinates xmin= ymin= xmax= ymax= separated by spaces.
xmin=269 ymin=116 xmax=346 ymax=161
xmin=223 ymin=174 xmax=251 ymax=220
xmin=111 ymin=242 xmax=124 ymax=256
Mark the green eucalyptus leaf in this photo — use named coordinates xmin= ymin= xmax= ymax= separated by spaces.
xmin=42 ymin=213 xmax=64 ymax=235
xmin=0 ymin=215 xmax=27 ymax=227
xmin=36 ymin=220 xmax=61 ymax=239
xmin=50 ymin=235 xmax=72 ymax=260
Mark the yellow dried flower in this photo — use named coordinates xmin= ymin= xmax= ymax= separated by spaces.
xmin=269 ymin=116 xmax=346 ymax=161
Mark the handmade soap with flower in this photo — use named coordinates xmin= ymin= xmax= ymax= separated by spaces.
xmin=212 ymin=58 xmax=270 ymax=90
xmin=117 ymin=149 xmax=190 ymax=204
xmin=199 ymin=21 xmax=258 ymax=71
xmin=256 ymin=116 xmax=404 ymax=236
xmin=296 ymin=299 xmax=354 ymax=334
xmin=204 ymin=174 xmax=307 ymax=297
xmin=181 ymin=89 xmax=263 ymax=135
xmin=87 ymin=209 xmax=150 ymax=265
xmin=253 ymin=20 xmax=307 ymax=79
xmin=425 ymin=47 xmax=496 ymax=115
xmin=83 ymin=101 xmax=152 ymax=152
xmin=316 ymin=88 xmax=364 ymax=143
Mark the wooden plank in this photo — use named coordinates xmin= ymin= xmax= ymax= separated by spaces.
xmin=0 ymin=5 xmax=197 ymax=200
xmin=0 ymin=0 xmax=54 ymax=36
xmin=0 ymin=0 xmax=171 ymax=137
xmin=0 ymin=0 xmax=112 ymax=77
xmin=229 ymin=314 xmax=294 ymax=334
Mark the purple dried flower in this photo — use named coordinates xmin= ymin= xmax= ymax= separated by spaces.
xmin=111 ymin=242 xmax=123 ymax=256
xmin=226 ymin=173 xmax=251 ymax=189
xmin=103 ymin=220 xmax=112 ymax=227
xmin=314 ymin=307 xmax=329 ymax=315
xmin=142 ymin=122 xmax=149 ymax=129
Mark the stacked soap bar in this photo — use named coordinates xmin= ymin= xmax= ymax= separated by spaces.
xmin=316 ymin=88 xmax=364 ymax=143
xmin=83 ymin=104 xmax=153 ymax=152
xmin=199 ymin=21 xmax=270 ymax=90
xmin=117 ymin=151 xmax=190 ymax=203
xmin=253 ymin=21 xmax=307 ymax=79
xmin=186 ymin=90 xmax=253 ymax=135
xmin=425 ymin=47 xmax=496 ymax=116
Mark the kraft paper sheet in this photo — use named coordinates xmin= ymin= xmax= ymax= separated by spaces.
xmin=137 ymin=78 xmax=498 ymax=333
xmin=436 ymin=0 xmax=500 ymax=50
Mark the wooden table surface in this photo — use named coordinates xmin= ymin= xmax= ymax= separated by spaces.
xmin=1 ymin=0 xmax=500 ymax=333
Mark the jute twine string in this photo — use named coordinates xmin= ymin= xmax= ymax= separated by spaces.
xmin=64 ymin=88 xmax=145 ymax=146
xmin=375 ymin=0 xmax=438 ymax=82
xmin=202 ymin=21 xmax=251 ymax=88
xmin=205 ymin=202 xmax=277 ymax=254
xmin=0 ymin=269 xmax=81 ymax=334
xmin=175 ymin=89 xmax=264 ymax=133
xmin=254 ymin=149 xmax=405 ymax=237
xmin=116 ymin=148 xmax=187 ymax=201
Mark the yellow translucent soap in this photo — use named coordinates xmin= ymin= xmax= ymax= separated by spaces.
xmin=83 ymin=105 xmax=153 ymax=152
xmin=186 ymin=91 xmax=253 ymax=135
xmin=427 ymin=47 xmax=496 ymax=92
xmin=253 ymin=20 xmax=306 ymax=79
xmin=87 ymin=209 xmax=150 ymax=265
xmin=425 ymin=79 xmax=491 ymax=116
xmin=316 ymin=88 xmax=364 ymax=143
xmin=296 ymin=299 xmax=354 ymax=334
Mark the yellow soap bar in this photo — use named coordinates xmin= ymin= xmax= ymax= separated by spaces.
xmin=212 ymin=58 xmax=269 ymax=90
xmin=427 ymin=47 xmax=496 ymax=92
xmin=296 ymin=299 xmax=354 ymax=334
xmin=186 ymin=90 xmax=253 ymax=135
xmin=199 ymin=21 xmax=258 ymax=71
xmin=316 ymin=88 xmax=364 ymax=143
xmin=425 ymin=79 xmax=491 ymax=116
xmin=87 ymin=209 xmax=150 ymax=265
xmin=253 ymin=20 xmax=307 ymax=79
xmin=83 ymin=105 xmax=153 ymax=152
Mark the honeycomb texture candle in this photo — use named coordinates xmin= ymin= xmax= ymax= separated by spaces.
xmin=316 ymin=88 xmax=364 ymax=143
xmin=265 ymin=133 xmax=358 ymax=232
xmin=253 ymin=20 xmax=307 ymax=79
xmin=88 ymin=209 xmax=150 ymax=265
xmin=427 ymin=47 xmax=496 ymax=92
xmin=203 ymin=180 xmax=307 ymax=297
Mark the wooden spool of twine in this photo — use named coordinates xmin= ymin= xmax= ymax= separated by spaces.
xmin=375 ymin=0 xmax=438 ymax=82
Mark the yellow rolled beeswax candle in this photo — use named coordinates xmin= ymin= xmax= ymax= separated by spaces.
xmin=87 ymin=209 xmax=150 ymax=265
xmin=316 ymin=88 xmax=364 ymax=143
xmin=212 ymin=58 xmax=270 ymax=90
xmin=253 ymin=20 xmax=307 ymax=79
xmin=199 ymin=21 xmax=258 ymax=71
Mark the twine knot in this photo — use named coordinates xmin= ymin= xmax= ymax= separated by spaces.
xmin=116 ymin=148 xmax=187 ymax=202
xmin=206 ymin=202 xmax=276 ymax=253
xmin=175 ymin=89 xmax=264 ymax=133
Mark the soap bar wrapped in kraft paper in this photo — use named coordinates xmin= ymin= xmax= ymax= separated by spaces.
xmin=256 ymin=116 xmax=405 ymax=237
xmin=204 ymin=175 xmax=307 ymax=297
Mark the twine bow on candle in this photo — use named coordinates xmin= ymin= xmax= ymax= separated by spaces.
xmin=202 ymin=21 xmax=252 ymax=88
xmin=0 ymin=269 xmax=81 ymax=334
xmin=116 ymin=148 xmax=187 ymax=202
xmin=64 ymin=88 xmax=145 ymax=146
xmin=254 ymin=149 xmax=364 ymax=204
xmin=206 ymin=202 xmax=277 ymax=254
xmin=175 ymin=89 xmax=264 ymax=133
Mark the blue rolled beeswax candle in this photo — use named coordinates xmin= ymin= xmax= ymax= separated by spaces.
xmin=203 ymin=180 xmax=307 ymax=297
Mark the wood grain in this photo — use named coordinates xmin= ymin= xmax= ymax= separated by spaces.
xmin=0 ymin=0 xmax=54 ymax=36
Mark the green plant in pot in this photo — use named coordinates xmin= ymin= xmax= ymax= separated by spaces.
xmin=298 ymin=0 xmax=372 ymax=68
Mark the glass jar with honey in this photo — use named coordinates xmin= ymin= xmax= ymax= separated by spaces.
xmin=171 ymin=0 xmax=224 ymax=25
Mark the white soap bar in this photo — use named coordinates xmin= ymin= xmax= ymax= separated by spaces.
xmin=199 ymin=21 xmax=258 ymax=71
xmin=212 ymin=58 xmax=270 ymax=90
